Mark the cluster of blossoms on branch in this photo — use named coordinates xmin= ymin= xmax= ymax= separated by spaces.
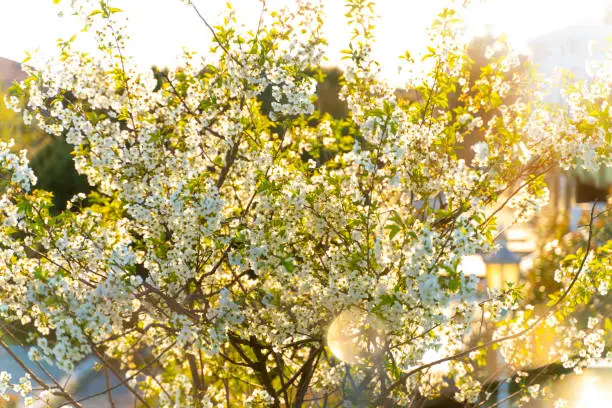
xmin=0 ymin=0 xmax=610 ymax=406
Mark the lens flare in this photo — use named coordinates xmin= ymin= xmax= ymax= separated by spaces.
xmin=326 ymin=308 xmax=387 ymax=364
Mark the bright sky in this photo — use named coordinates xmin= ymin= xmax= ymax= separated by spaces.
xmin=0 ymin=0 xmax=609 ymax=85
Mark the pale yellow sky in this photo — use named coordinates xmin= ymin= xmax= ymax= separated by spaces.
xmin=0 ymin=0 xmax=609 ymax=85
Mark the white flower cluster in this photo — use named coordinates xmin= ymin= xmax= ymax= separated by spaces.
xmin=0 ymin=140 xmax=37 ymax=191
xmin=0 ymin=372 xmax=33 ymax=406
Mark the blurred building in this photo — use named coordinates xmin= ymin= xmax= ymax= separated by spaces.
xmin=0 ymin=56 xmax=26 ymax=89
xmin=529 ymin=25 xmax=612 ymax=98
xmin=528 ymin=20 xmax=612 ymax=227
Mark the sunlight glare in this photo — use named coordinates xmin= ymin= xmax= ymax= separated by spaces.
xmin=326 ymin=308 xmax=386 ymax=364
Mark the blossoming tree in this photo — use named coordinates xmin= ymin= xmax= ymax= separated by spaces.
xmin=0 ymin=0 xmax=611 ymax=406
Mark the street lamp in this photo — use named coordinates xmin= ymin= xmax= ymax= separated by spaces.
xmin=483 ymin=236 xmax=521 ymax=290
xmin=483 ymin=235 xmax=521 ymax=408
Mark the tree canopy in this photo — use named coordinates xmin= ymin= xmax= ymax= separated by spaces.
xmin=0 ymin=0 xmax=610 ymax=407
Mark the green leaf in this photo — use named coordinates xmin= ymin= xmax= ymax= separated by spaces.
xmin=385 ymin=224 xmax=401 ymax=240
xmin=390 ymin=211 xmax=403 ymax=227
xmin=378 ymin=293 xmax=395 ymax=307
xmin=282 ymin=259 xmax=295 ymax=273
xmin=17 ymin=199 xmax=33 ymax=216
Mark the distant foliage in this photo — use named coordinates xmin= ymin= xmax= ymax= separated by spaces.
xmin=29 ymin=137 xmax=90 ymax=211
xmin=1 ymin=89 xmax=89 ymax=211
xmin=0 ymin=90 xmax=46 ymax=152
